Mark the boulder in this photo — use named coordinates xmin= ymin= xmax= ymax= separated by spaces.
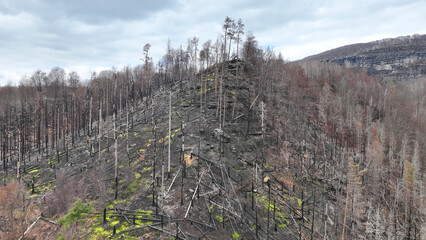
xmin=212 ymin=128 xmax=231 ymax=143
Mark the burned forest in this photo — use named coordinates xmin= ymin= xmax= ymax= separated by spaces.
xmin=0 ymin=17 xmax=425 ymax=240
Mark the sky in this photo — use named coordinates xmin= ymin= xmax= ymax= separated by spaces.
xmin=0 ymin=0 xmax=425 ymax=85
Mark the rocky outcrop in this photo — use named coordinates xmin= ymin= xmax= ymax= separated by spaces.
xmin=303 ymin=34 xmax=426 ymax=81
xmin=212 ymin=128 xmax=231 ymax=143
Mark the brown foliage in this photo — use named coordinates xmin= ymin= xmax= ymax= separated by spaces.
xmin=44 ymin=173 xmax=85 ymax=218
xmin=0 ymin=182 xmax=37 ymax=239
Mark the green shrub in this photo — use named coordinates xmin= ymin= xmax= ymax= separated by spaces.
xmin=232 ymin=231 xmax=241 ymax=239
xmin=56 ymin=233 xmax=65 ymax=240
xmin=58 ymin=198 xmax=92 ymax=229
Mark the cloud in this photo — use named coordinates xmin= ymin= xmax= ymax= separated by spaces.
xmin=257 ymin=0 xmax=426 ymax=60
xmin=0 ymin=0 xmax=177 ymax=23
xmin=1 ymin=0 xmax=426 ymax=85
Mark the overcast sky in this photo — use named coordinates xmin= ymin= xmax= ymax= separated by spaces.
xmin=0 ymin=0 xmax=425 ymax=85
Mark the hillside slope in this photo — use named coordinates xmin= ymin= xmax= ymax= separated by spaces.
xmin=303 ymin=34 xmax=426 ymax=81
xmin=1 ymin=58 xmax=424 ymax=239
xmin=1 ymin=62 xmax=321 ymax=239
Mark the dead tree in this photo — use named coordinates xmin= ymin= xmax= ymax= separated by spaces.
xmin=168 ymin=91 xmax=172 ymax=174
xmin=114 ymin=105 xmax=118 ymax=200
xmin=98 ymin=103 xmax=102 ymax=162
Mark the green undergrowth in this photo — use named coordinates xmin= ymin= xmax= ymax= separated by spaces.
xmin=123 ymin=167 xmax=151 ymax=198
xmin=297 ymin=198 xmax=302 ymax=207
xmin=58 ymin=198 xmax=93 ymax=229
xmin=232 ymin=231 xmax=241 ymax=239
xmin=28 ymin=168 xmax=39 ymax=174
xmin=89 ymin=209 xmax=154 ymax=239
xmin=28 ymin=182 xmax=52 ymax=198
xmin=255 ymin=193 xmax=289 ymax=229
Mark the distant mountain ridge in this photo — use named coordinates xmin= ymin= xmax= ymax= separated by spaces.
xmin=303 ymin=34 xmax=426 ymax=81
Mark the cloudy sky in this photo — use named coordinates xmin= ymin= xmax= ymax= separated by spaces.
xmin=0 ymin=0 xmax=425 ymax=85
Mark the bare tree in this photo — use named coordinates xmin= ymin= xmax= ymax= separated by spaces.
xmin=30 ymin=69 xmax=46 ymax=92
xmin=68 ymin=71 xmax=80 ymax=89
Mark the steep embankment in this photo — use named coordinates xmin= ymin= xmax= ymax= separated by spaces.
xmin=1 ymin=58 xmax=424 ymax=239
xmin=303 ymin=34 xmax=426 ymax=81
xmin=1 ymin=62 xmax=325 ymax=239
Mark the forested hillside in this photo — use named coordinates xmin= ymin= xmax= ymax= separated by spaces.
xmin=303 ymin=34 xmax=426 ymax=82
xmin=0 ymin=18 xmax=424 ymax=239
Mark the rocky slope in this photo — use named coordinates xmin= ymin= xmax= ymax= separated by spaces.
xmin=0 ymin=62 xmax=325 ymax=239
xmin=1 ymin=58 xmax=424 ymax=239
xmin=303 ymin=34 xmax=426 ymax=81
